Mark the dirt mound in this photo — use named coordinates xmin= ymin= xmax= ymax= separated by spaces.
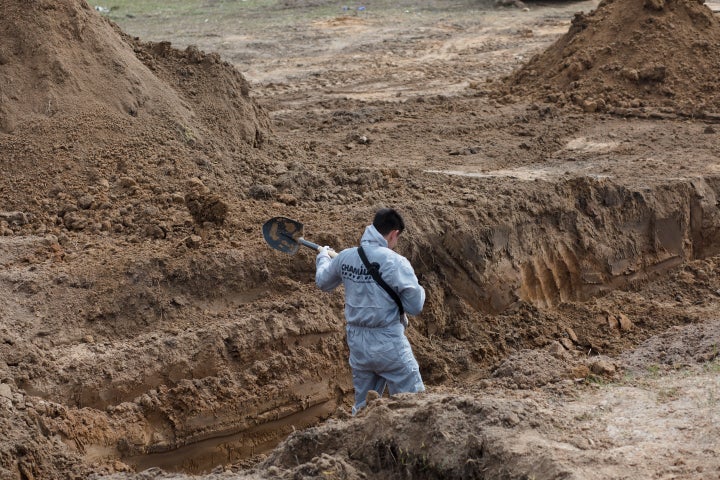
xmin=508 ymin=0 xmax=720 ymax=115
xmin=0 ymin=0 xmax=268 ymax=139
xmin=0 ymin=0 xmax=271 ymax=236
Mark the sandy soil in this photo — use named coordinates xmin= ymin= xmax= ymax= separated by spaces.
xmin=1 ymin=0 xmax=720 ymax=478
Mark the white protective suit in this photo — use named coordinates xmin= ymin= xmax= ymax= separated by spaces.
xmin=316 ymin=224 xmax=426 ymax=414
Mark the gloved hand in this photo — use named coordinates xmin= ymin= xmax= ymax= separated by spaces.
xmin=317 ymin=245 xmax=333 ymax=260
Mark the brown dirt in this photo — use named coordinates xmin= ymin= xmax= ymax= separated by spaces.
xmin=2 ymin=0 xmax=720 ymax=478
xmin=507 ymin=0 xmax=720 ymax=115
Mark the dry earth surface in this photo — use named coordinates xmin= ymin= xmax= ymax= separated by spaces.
xmin=2 ymin=0 xmax=720 ymax=478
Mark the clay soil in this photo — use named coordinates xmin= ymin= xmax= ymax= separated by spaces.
xmin=2 ymin=0 xmax=720 ymax=478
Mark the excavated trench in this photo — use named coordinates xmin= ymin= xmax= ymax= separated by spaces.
xmin=8 ymin=171 xmax=720 ymax=474
xmin=404 ymin=176 xmax=715 ymax=327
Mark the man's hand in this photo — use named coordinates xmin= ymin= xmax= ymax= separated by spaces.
xmin=317 ymin=245 xmax=334 ymax=259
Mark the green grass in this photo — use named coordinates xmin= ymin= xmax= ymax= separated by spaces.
xmin=704 ymin=358 xmax=720 ymax=374
xmin=656 ymin=386 xmax=681 ymax=403
xmin=103 ymin=0 xmax=492 ymax=28
xmin=585 ymin=373 xmax=612 ymax=387
xmin=105 ymin=0 xmax=360 ymax=23
xmin=106 ymin=0 xmax=284 ymax=19
xmin=103 ymin=0 xmax=367 ymax=40
xmin=646 ymin=363 xmax=661 ymax=378
xmin=106 ymin=0 xmax=222 ymax=20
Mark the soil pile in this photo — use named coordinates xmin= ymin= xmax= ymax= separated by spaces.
xmin=0 ymin=0 xmax=270 ymax=237
xmin=508 ymin=0 xmax=720 ymax=115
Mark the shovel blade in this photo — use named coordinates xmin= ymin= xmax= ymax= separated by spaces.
xmin=263 ymin=217 xmax=304 ymax=255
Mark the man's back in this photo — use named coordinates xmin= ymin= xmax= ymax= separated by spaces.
xmin=316 ymin=224 xmax=425 ymax=328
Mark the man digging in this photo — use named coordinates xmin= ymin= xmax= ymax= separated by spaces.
xmin=315 ymin=208 xmax=426 ymax=415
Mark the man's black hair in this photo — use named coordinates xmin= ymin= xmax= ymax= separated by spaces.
xmin=373 ymin=208 xmax=405 ymax=235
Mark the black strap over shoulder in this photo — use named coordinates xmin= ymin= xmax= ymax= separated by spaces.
xmin=357 ymin=246 xmax=404 ymax=316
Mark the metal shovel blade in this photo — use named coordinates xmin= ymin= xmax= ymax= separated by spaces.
xmin=262 ymin=217 xmax=304 ymax=255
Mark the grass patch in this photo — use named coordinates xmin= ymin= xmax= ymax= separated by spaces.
xmin=103 ymin=0 xmax=366 ymax=42
xmin=646 ymin=363 xmax=661 ymax=378
xmin=704 ymin=358 xmax=720 ymax=374
xmin=573 ymin=411 xmax=594 ymax=422
xmin=656 ymin=386 xmax=681 ymax=403
xmin=105 ymin=0 xmax=224 ymax=20
xmin=103 ymin=0 xmax=496 ymax=38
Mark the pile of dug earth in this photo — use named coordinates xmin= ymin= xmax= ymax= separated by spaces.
xmin=507 ymin=0 xmax=720 ymax=116
xmin=2 ymin=0 xmax=720 ymax=479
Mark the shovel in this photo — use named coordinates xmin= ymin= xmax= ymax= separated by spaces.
xmin=262 ymin=217 xmax=338 ymax=258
